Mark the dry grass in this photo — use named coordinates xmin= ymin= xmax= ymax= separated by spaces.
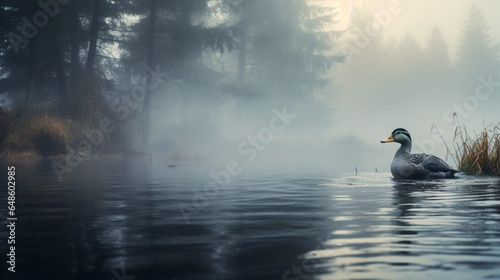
xmin=0 ymin=108 xmax=17 ymax=144
xmin=452 ymin=121 xmax=500 ymax=176
xmin=2 ymin=113 xmax=74 ymax=156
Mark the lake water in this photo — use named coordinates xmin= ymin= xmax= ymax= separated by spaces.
xmin=0 ymin=156 xmax=499 ymax=280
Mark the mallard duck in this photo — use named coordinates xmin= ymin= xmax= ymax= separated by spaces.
xmin=381 ymin=128 xmax=458 ymax=180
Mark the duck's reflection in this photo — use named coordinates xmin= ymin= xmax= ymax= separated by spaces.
xmin=391 ymin=180 xmax=443 ymax=219
xmin=391 ymin=181 xmax=440 ymax=228
xmin=390 ymin=182 xmax=424 ymax=260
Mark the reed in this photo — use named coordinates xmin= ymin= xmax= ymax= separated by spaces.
xmin=452 ymin=118 xmax=500 ymax=176
xmin=2 ymin=113 xmax=73 ymax=156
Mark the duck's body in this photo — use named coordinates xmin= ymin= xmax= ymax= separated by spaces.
xmin=381 ymin=128 xmax=457 ymax=180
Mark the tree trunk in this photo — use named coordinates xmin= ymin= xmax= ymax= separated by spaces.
xmin=85 ymin=0 xmax=101 ymax=77
xmin=144 ymin=0 xmax=156 ymax=113
xmin=24 ymin=37 xmax=37 ymax=113
xmin=142 ymin=0 xmax=157 ymax=147
xmin=69 ymin=10 xmax=81 ymax=100
xmin=78 ymin=0 xmax=101 ymax=120
xmin=237 ymin=20 xmax=248 ymax=83
xmin=53 ymin=43 xmax=68 ymax=113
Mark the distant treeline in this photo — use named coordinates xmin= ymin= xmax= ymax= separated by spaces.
xmin=337 ymin=4 xmax=499 ymax=94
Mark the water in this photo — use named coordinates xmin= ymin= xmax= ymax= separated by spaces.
xmin=0 ymin=156 xmax=499 ymax=280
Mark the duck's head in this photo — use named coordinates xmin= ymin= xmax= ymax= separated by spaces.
xmin=381 ymin=128 xmax=412 ymax=144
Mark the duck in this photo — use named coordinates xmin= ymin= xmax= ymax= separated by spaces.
xmin=381 ymin=128 xmax=458 ymax=180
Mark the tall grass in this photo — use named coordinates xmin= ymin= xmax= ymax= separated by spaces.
xmin=1 ymin=72 xmax=142 ymax=157
xmin=1 ymin=111 xmax=73 ymax=156
xmin=451 ymin=116 xmax=500 ymax=176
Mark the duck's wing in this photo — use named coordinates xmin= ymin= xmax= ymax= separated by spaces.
xmin=408 ymin=153 xmax=455 ymax=172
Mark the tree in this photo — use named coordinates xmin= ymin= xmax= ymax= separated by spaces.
xmin=229 ymin=0 xmax=341 ymax=94
xmin=115 ymin=0 xmax=238 ymax=146
xmin=85 ymin=0 xmax=102 ymax=76
xmin=0 ymin=0 xmax=345 ymax=152
xmin=0 ymin=0 xmax=107 ymax=115
xmin=423 ymin=26 xmax=453 ymax=86
xmin=141 ymin=0 xmax=157 ymax=146
xmin=456 ymin=4 xmax=498 ymax=89
xmin=396 ymin=33 xmax=424 ymax=68
xmin=426 ymin=26 xmax=450 ymax=70
xmin=121 ymin=0 xmax=237 ymax=83
xmin=335 ymin=7 xmax=389 ymax=89
xmin=1 ymin=1 xmax=44 ymax=112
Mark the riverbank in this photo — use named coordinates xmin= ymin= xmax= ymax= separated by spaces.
xmin=0 ymin=109 xmax=130 ymax=159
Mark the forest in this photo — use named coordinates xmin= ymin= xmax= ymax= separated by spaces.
xmin=0 ymin=1 xmax=498 ymax=163
xmin=0 ymin=0 xmax=342 ymax=156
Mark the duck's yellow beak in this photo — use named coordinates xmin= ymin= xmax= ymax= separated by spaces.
xmin=381 ymin=134 xmax=395 ymax=143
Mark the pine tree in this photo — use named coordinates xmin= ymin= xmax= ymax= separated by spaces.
xmin=456 ymin=4 xmax=498 ymax=88
xmin=396 ymin=33 xmax=424 ymax=67
xmin=340 ymin=7 xmax=387 ymax=75
xmin=0 ymin=0 xmax=112 ymax=115
xmin=426 ymin=26 xmax=450 ymax=70
xmin=230 ymin=0 xmax=342 ymax=94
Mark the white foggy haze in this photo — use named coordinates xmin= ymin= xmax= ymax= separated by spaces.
xmin=149 ymin=0 xmax=500 ymax=175
xmin=327 ymin=0 xmax=500 ymax=172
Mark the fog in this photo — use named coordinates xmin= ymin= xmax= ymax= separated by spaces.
xmin=1 ymin=0 xmax=499 ymax=175
xmin=329 ymin=0 xmax=500 ymax=173
xmin=145 ymin=0 xmax=500 ymax=175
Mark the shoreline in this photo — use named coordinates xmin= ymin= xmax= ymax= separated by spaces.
xmin=0 ymin=149 xmax=151 ymax=162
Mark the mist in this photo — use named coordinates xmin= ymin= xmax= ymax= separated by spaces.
xmin=1 ymin=0 xmax=499 ymax=175
xmin=2 ymin=2 xmax=500 ymax=279
xmin=330 ymin=0 xmax=500 ymax=173
xmin=145 ymin=0 xmax=500 ymax=175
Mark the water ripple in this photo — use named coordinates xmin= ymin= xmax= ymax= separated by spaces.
xmin=307 ymin=173 xmax=500 ymax=280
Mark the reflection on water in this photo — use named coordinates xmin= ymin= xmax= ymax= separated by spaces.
xmin=311 ymin=174 xmax=500 ymax=280
xmin=0 ymin=158 xmax=499 ymax=280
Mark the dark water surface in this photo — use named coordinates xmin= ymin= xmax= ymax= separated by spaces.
xmin=0 ymin=156 xmax=499 ymax=280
